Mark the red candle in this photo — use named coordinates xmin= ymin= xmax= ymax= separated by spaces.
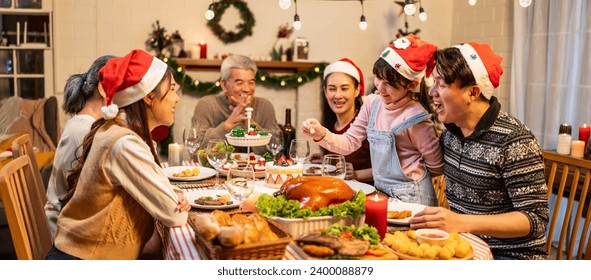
xmin=199 ymin=40 xmax=207 ymax=59
xmin=579 ymin=124 xmax=590 ymax=150
xmin=365 ymin=194 xmax=388 ymax=240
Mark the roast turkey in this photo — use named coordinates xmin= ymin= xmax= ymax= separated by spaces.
xmin=279 ymin=176 xmax=355 ymax=211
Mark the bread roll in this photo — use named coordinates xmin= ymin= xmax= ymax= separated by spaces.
xmin=211 ymin=209 xmax=232 ymax=226
xmin=217 ymin=225 xmax=244 ymax=247
xmin=242 ymin=224 xmax=260 ymax=244
xmin=190 ymin=214 xmax=220 ymax=241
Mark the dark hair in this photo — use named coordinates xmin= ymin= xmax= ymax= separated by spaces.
xmin=62 ymin=55 xmax=116 ymax=115
xmin=321 ymin=72 xmax=364 ymax=129
xmin=62 ymin=66 xmax=174 ymax=206
xmin=433 ymin=48 xmax=477 ymax=89
xmin=372 ymin=58 xmax=433 ymax=114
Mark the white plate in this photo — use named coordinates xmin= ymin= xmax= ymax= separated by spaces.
xmin=387 ymin=199 xmax=427 ymax=225
xmin=345 ymin=180 xmax=376 ymax=195
xmin=163 ymin=166 xmax=216 ymax=181
xmin=184 ymin=189 xmax=240 ymax=210
xmin=302 ymin=163 xmax=336 ymax=176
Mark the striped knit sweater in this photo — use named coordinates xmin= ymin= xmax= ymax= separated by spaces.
xmin=441 ymin=97 xmax=549 ymax=260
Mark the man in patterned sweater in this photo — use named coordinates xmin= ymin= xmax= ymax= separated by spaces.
xmin=409 ymin=42 xmax=548 ymax=260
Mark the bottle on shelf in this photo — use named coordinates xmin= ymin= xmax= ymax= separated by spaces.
xmin=281 ymin=108 xmax=296 ymax=158
xmin=556 ymin=123 xmax=572 ymax=155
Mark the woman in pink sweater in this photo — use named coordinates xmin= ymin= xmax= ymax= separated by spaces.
xmin=304 ymin=34 xmax=443 ymax=206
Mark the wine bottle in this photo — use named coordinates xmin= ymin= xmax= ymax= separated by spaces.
xmin=281 ymin=108 xmax=296 ymax=158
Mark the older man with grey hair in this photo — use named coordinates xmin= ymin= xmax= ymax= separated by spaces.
xmin=191 ymin=54 xmax=280 ymax=155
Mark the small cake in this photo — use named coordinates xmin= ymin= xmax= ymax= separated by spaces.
xmin=265 ymin=156 xmax=303 ymax=189
xmin=254 ymin=159 xmax=266 ymax=172
xmin=221 ymin=160 xmax=239 ymax=171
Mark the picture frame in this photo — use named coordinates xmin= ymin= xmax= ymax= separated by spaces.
xmin=293 ymin=37 xmax=309 ymax=61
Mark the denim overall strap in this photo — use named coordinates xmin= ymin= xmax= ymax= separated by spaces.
xmin=366 ymin=99 xmax=436 ymax=205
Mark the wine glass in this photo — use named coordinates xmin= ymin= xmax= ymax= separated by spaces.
xmin=289 ymin=139 xmax=310 ymax=164
xmin=322 ymin=154 xmax=346 ymax=180
xmin=205 ymin=139 xmax=228 ymax=187
xmin=224 ymin=167 xmax=255 ymax=204
xmin=183 ymin=128 xmax=203 ymax=163
xmin=266 ymin=129 xmax=284 ymax=160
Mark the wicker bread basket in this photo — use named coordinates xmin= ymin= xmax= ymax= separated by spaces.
xmin=191 ymin=211 xmax=292 ymax=260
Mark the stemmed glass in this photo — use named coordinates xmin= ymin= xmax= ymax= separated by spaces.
xmin=322 ymin=154 xmax=347 ymax=180
xmin=183 ymin=128 xmax=203 ymax=163
xmin=225 ymin=167 xmax=255 ymax=204
xmin=266 ymin=129 xmax=284 ymax=161
xmin=205 ymin=139 xmax=229 ymax=187
xmin=289 ymin=139 xmax=310 ymax=164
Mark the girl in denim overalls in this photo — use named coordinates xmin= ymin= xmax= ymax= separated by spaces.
xmin=303 ymin=34 xmax=443 ymax=206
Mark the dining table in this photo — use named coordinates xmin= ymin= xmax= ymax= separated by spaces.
xmin=158 ymin=161 xmax=494 ymax=260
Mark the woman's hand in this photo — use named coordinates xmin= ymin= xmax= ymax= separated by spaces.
xmin=309 ymin=152 xmax=322 ymax=164
xmin=302 ymin=118 xmax=326 ymax=141
xmin=176 ymin=192 xmax=191 ymax=212
xmin=345 ymin=162 xmax=356 ymax=180
xmin=408 ymin=206 xmax=465 ymax=233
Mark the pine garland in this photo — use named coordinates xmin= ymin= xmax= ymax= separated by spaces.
xmin=164 ymin=57 xmax=328 ymax=95
xmin=207 ymin=0 xmax=255 ymax=44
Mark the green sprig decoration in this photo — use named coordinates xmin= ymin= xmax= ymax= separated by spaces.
xmin=164 ymin=57 xmax=328 ymax=95
xmin=207 ymin=0 xmax=255 ymax=44
xmin=146 ymin=20 xmax=171 ymax=57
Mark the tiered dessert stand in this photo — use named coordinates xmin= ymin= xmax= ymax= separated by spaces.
xmin=225 ymin=107 xmax=271 ymax=171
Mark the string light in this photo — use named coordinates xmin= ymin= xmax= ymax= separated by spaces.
xmin=519 ymin=0 xmax=532 ymax=7
xmin=359 ymin=0 xmax=367 ymax=31
xmin=468 ymin=0 xmax=477 ymax=6
xmin=404 ymin=0 xmax=416 ymax=16
xmin=292 ymin=0 xmax=302 ymax=30
xmin=293 ymin=14 xmax=302 ymax=30
xmin=279 ymin=0 xmax=292 ymax=10
xmin=204 ymin=1 xmax=215 ymax=20
xmin=418 ymin=0 xmax=427 ymax=22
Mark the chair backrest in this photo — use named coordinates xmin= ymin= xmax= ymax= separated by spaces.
xmin=542 ymin=151 xmax=591 ymax=260
xmin=0 ymin=155 xmax=52 ymax=259
xmin=432 ymin=175 xmax=448 ymax=209
xmin=11 ymin=133 xmax=44 ymax=190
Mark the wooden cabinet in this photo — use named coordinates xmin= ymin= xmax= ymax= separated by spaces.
xmin=0 ymin=0 xmax=52 ymax=99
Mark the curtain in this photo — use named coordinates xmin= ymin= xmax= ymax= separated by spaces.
xmin=511 ymin=0 xmax=590 ymax=150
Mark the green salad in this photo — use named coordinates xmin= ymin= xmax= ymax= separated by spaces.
xmin=197 ymin=142 xmax=235 ymax=168
xmin=255 ymin=191 xmax=366 ymax=220
xmin=323 ymin=223 xmax=380 ymax=245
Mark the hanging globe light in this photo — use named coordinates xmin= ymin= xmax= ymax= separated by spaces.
xmin=204 ymin=3 xmax=215 ymax=20
xmin=404 ymin=1 xmax=416 ymax=16
xmin=419 ymin=7 xmax=427 ymax=21
xmin=468 ymin=0 xmax=477 ymax=6
xmin=279 ymin=0 xmax=292 ymax=10
xmin=293 ymin=14 xmax=302 ymax=30
xmin=359 ymin=15 xmax=367 ymax=30
xmin=519 ymin=0 xmax=532 ymax=7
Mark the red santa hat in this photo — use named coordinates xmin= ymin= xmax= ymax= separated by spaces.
xmin=323 ymin=58 xmax=365 ymax=96
xmin=99 ymin=49 xmax=168 ymax=119
xmin=379 ymin=34 xmax=437 ymax=86
xmin=452 ymin=42 xmax=503 ymax=99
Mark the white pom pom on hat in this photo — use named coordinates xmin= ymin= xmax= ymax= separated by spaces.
xmin=98 ymin=49 xmax=168 ymax=120
xmin=452 ymin=42 xmax=503 ymax=100
xmin=323 ymin=58 xmax=365 ymax=96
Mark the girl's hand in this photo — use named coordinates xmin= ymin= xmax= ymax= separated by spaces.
xmin=409 ymin=206 xmax=464 ymax=233
xmin=302 ymin=118 xmax=325 ymax=141
xmin=176 ymin=192 xmax=191 ymax=212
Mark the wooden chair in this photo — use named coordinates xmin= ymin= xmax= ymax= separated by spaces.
xmin=542 ymin=151 xmax=591 ymax=260
xmin=11 ymin=133 xmax=44 ymax=191
xmin=0 ymin=155 xmax=52 ymax=259
xmin=432 ymin=175 xmax=448 ymax=209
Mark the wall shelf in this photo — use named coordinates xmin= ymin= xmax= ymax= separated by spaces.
xmin=174 ymin=58 xmax=320 ymax=74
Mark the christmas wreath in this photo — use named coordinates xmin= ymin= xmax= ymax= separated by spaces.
xmin=207 ymin=0 xmax=255 ymax=44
